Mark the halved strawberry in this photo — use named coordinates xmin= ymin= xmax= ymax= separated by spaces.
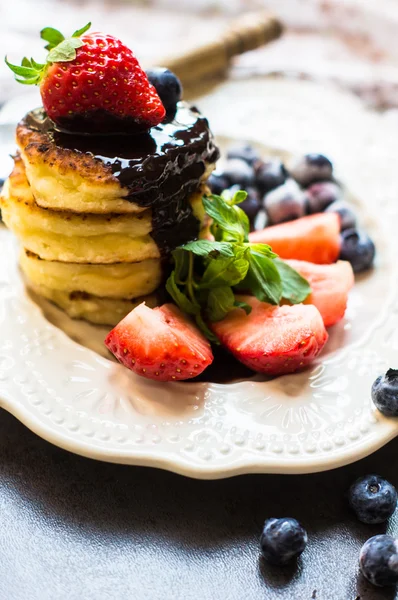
xmin=249 ymin=213 xmax=340 ymax=264
xmin=105 ymin=303 xmax=213 ymax=381
xmin=211 ymin=296 xmax=328 ymax=376
xmin=285 ymin=259 xmax=354 ymax=327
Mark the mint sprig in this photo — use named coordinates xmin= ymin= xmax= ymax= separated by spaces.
xmin=166 ymin=190 xmax=312 ymax=341
xmin=5 ymin=22 xmax=91 ymax=85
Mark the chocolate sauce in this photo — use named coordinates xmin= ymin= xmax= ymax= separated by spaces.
xmin=22 ymin=103 xmax=219 ymax=255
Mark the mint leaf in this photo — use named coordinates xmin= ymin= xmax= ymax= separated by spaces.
xmin=200 ymin=248 xmax=249 ymax=289
xmin=182 ymin=239 xmax=234 ymax=258
xmin=249 ymin=243 xmax=278 ymax=260
xmin=207 ymin=286 xmax=235 ymax=322
xmin=172 ymin=248 xmax=189 ymax=283
xmin=166 ymin=272 xmax=199 ymax=316
xmin=230 ymin=190 xmax=248 ymax=205
xmin=195 ymin=314 xmax=220 ymax=344
xmin=274 ymin=258 xmax=311 ymax=304
xmin=234 ymin=300 xmax=252 ymax=315
xmin=40 ymin=27 xmax=65 ymax=50
xmin=240 ymin=250 xmax=282 ymax=305
xmin=72 ymin=22 xmax=92 ymax=38
xmin=204 ymin=194 xmax=249 ymax=243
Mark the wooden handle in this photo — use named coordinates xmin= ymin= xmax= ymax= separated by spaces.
xmin=165 ymin=12 xmax=283 ymax=85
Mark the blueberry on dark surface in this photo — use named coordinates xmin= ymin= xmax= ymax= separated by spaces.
xmin=325 ymin=199 xmax=357 ymax=231
xmin=305 ymin=181 xmax=341 ymax=213
xmin=260 ymin=518 xmax=308 ymax=565
xmin=339 ymin=228 xmax=375 ymax=273
xmin=255 ymin=159 xmax=288 ymax=195
xmin=349 ymin=475 xmax=397 ymax=524
xmin=372 ymin=369 xmax=398 ymax=417
xmin=207 ymin=172 xmax=230 ymax=196
xmin=263 ymin=179 xmax=307 ymax=225
xmin=146 ymin=68 xmax=182 ymax=113
xmin=221 ymin=158 xmax=255 ymax=188
xmin=359 ymin=535 xmax=398 ymax=587
xmin=290 ymin=153 xmax=333 ymax=187
xmin=226 ymin=143 xmax=261 ymax=166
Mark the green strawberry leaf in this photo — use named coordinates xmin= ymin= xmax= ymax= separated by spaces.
xmin=40 ymin=27 xmax=65 ymax=50
xmin=182 ymin=239 xmax=234 ymax=258
xmin=47 ymin=38 xmax=84 ymax=63
xmin=274 ymin=258 xmax=312 ymax=304
xmin=206 ymin=286 xmax=235 ymax=322
xmin=21 ymin=57 xmax=32 ymax=67
xmin=72 ymin=22 xmax=92 ymax=38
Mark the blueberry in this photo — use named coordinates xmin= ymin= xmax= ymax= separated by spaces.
xmin=255 ymin=159 xmax=288 ymax=194
xmin=290 ymin=153 xmax=333 ymax=187
xmin=263 ymin=179 xmax=307 ymax=225
xmin=221 ymin=159 xmax=255 ymax=188
xmin=260 ymin=518 xmax=308 ymax=565
xmin=305 ymin=181 xmax=341 ymax=213
xmin=146 ymin=68 xmax=182 ymax=113
xmin=227 ymin=143 xmax=261 ymax=166
xmin=372 ymin=369 xmax=398 ymax=417
xmin=339 ymin=228 xmax=375 ymax=273
xmin=325 ymin=200 xmax=357 ymax=231
xmin=349 ymin=474 xmax=397 ymax=524
xmin=360 ymin=535 xmax=398 ymax=587
xmin=208 ymin=172 xmax=229 ymax=196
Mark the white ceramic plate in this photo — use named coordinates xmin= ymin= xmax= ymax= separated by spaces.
xmin=1 ymin=78 xmax=398 ymax=479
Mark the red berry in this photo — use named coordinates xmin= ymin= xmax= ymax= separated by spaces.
xmin=105 ymin=303 xmax=213 ymax=382
xmin=249 ymin=213 xmax=341 ymax=264
xmin=6 ymin=26 xmax=165 ymax=133
xmin=41 ymin=33 xmax=165 ymax=132
xmin=211 ymin=296 xmax=328 ymax=376
xmin=285 ymin=259 xmax=354 ymax=327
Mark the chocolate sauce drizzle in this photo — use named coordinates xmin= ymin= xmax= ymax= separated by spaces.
xmin=22 ymin=103 xmax=219 ymax=256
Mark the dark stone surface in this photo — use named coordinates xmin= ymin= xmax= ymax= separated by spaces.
xmin=1 ymin=408 xmax=398 ymax=600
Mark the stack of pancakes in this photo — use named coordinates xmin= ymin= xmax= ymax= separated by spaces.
xmin=1 ymin=102 xmax=219 ymax=325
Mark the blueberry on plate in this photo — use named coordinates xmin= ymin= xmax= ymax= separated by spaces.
xmin=372 ymin=369 xmax=398 ymax=417
xmin=339 ymin=228 xmax=375 ymax=272
xmin=227 ymin=143 xmax=261 ymax=166
xmin=207 ymin=172 xmax=230 ymax=196
xmin=305 ymin=181 xmax=341 ymax=213
xmin=360 ymin=535 xmax=398 ymax=587
xmin=263 ymin=179 xmax=307 ymax=225
xmin=325 ymin=200 xmax=357 ymax=231
xmin=349 ymin=474 xmax=397 ymax=524
xmin=290 ymin=153 xmax=333 ymax=187
xmin=255 ymin=159 xmax=288 ymax=195
xmin=221 ymin=158 xmax=255 ymax=188
xmin=146 ymin=67 xmax=182 ymax=113
xmin=260 ymin=518 xmax=308 ymax=565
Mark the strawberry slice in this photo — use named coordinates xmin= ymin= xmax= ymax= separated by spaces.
xmin=211 ymin=296 xmax=328 ymax=376
xmin=285 ymin=259 xmax=354 ymax=327
xmin=249 ymin=213 xmax=340 ymax=264
xmin=105 ymin=303 xmax=213 ymax=381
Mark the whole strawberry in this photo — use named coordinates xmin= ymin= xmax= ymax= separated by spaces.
xmin=6 ymin=23 xmax=165 ymax=133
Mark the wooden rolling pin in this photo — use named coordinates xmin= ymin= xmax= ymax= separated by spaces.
xmin=164 ymin=11 xmax=283 ymax=85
